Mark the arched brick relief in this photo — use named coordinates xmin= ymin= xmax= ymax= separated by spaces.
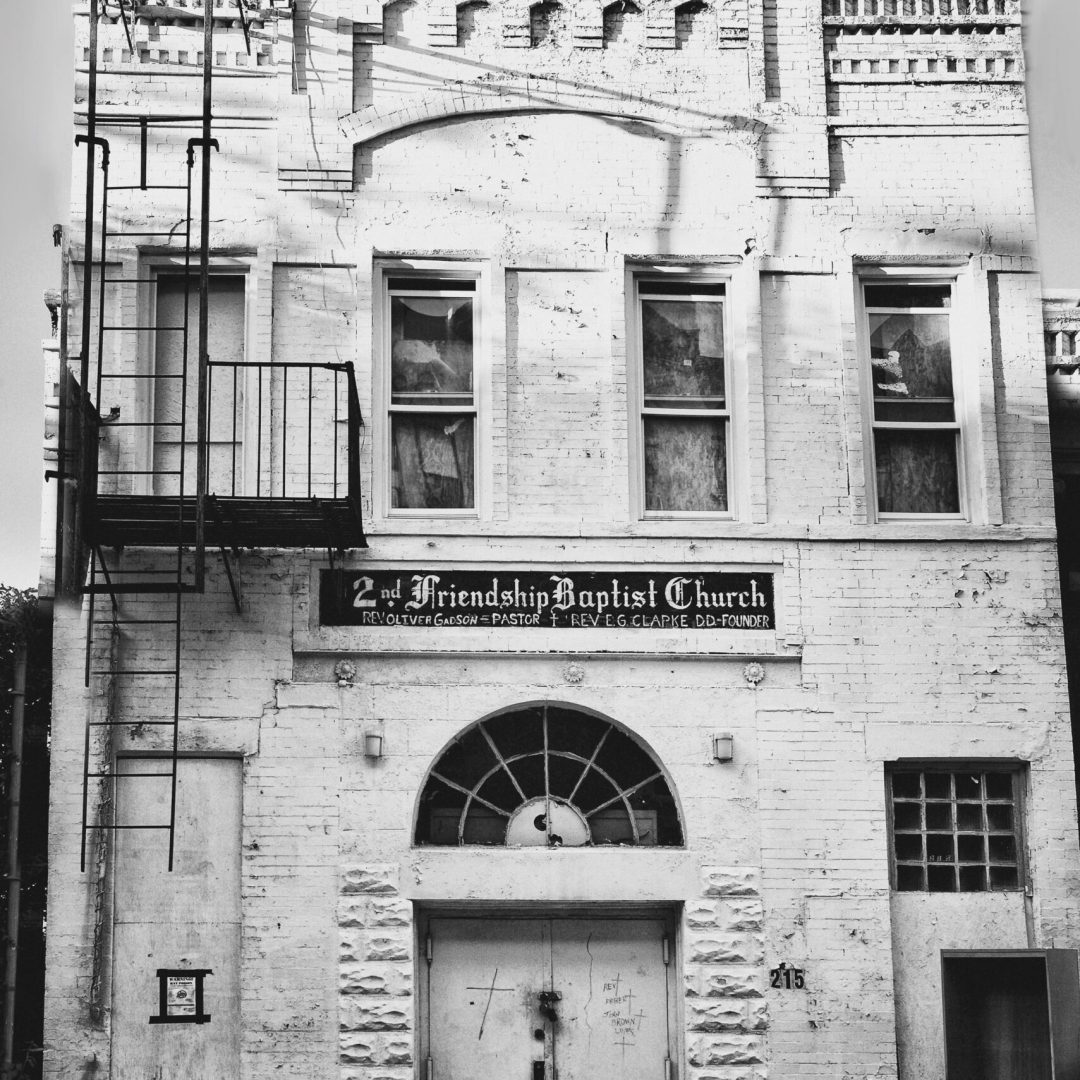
xmin=340 ymin=76 xmax=766 ymax=146
xmin=674 ymin=0 xmax=709 ymax=49
xmin=382 ymin=0 xmax=428 ymax=46
xmin=456 ymin=0 xmax=499 ymax=46
xmin=529 ymin=0 xmax=569 ymax=46
xmin=602 ymin=0 xmax=646 ymax=48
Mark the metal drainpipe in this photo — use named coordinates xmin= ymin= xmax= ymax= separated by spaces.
xmin=1 ymin=642 xmax=28 ymax=1079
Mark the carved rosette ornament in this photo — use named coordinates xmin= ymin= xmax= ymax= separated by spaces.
xmin=743 ymin=662 xmax=765 ymax=687
xmin=563 ymin=662 xmax=585 ymax=685
xmin=334 ymin=659 xmax=357 ymax=687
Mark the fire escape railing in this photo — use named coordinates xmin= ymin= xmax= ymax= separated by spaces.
xmin=205 ymin=360 xmax=362 ymax=501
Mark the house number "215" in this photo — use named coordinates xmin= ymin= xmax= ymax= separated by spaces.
xmin=769 ymin=963 xmax=806 ymax=990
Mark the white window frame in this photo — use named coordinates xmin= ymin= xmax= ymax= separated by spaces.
xmin=858 ymin=268 xmax=969 ymax=522
xmin=137 ymin=257 xmax=253 ymax=498
xmin=629 ymin=268 xmax=737 ymax=520
xmin=376 ymin=261 xmax=485 ymax=519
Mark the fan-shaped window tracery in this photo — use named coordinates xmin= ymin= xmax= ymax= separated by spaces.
xmin=415 ymin=704 xmax=683 ymax=847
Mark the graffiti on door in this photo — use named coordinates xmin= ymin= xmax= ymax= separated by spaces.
xmin=601 ymin=974 xmax=647 ymax=1048
xmin=465 ymin=968 xmax=517 ymax=1040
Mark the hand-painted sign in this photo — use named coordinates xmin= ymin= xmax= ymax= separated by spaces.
xmin=320 ymin=569 xmax=774 ymax=630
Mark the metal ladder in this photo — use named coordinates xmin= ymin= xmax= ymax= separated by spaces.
xmin=77 ymin=0 xmax=231 ymax=871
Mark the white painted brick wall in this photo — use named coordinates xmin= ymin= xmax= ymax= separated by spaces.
xmin=43 ymin=2 xmax=1080 ymax=1079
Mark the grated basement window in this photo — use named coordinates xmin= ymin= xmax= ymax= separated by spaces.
xmin=887 ymin=766 xmax=1023 ymax=892
xmin=415 ymin=705 xmax=683 ymax=847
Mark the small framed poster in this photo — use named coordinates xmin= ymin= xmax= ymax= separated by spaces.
xmin=149 ymin=968 xmax=212 ymax=1025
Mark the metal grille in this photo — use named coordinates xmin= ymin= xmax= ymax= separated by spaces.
xmin=888 ymin=767 xmax=1022 ymax=891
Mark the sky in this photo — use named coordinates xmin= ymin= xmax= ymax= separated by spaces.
xmin=1 ymin=1 xmax=1079 ymax=587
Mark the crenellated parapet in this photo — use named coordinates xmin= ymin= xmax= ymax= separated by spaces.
xmin=349 ymin=0 xmax=748 ymax=51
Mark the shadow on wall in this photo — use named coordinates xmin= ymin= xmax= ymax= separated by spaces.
xmin=352 ymin=108 xmax=749 ymax=264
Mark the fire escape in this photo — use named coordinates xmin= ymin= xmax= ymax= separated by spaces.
xmin=58 ymin=0 xmax=366 ymax=870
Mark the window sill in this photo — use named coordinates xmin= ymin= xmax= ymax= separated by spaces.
xmin=361 ymin=518 xmax=1056 ymax=543
xmin=876 ymin=513 xmax=968 ymax=522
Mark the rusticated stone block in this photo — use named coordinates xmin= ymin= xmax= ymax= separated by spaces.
xmin=341 ymin=1070 xmax=413 ymax=1080
xmin=686 ymin=901 xmax=720 ymax=929
xmin=719 ymin=899 xmax=764 ymax=932
xmin=341 ymin=998 xmax=413 ymax=1032
xmin=687 ymin=1035 xmax=765 ymax=1068
xmin=701 ymin=867 xmax=760 ymax=897
xmin=699 ymin=967 xmax=764 ymax=999
xmin=382 ymin=1039 xmax=413 ymax=1066
xmin=340 ymin=963 xmax=413 ymax=997
xmin=340 ymin=929 xmax=365 ymax=963
xmin=340 ymin=1033 xmax=376 ymax=1066
xmin=687 ymin=1000 xmax=744 ymax=1032
xmin=341 ymin=967 xmax=389 ymax=995
xmin=745 ymin=998 xmax=769 ymax=1032
xmin=339 ymin=896 xmax=367 ymax=929
xmin=343 ymin=865 xmax=400 ymax=894
xmin=370 ymin=898 xmax=412 ymax=927
xmin=687 ymin=1067 xmax=767 ymax=1080
xmin=366 ymin=935 xmax=411 ymax=962
xmin=341 ymin=1034 xmax=414 ymax=1069
xmin=688 ymin=935 xmax=764 ymax=965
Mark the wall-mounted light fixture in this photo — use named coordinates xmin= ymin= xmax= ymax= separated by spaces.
xmin=364 ymin=732 xmax=384 ymax=759
xmin=712 ymin=733 xmax=734 ymax=764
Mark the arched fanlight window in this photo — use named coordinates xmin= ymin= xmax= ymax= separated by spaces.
xmin=415 ymin=704 xmax=683 ymax=847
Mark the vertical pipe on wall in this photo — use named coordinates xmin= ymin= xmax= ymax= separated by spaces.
xmin=1 ymin=644 xmax=28 ymax=1079
xmin=194 ymin=1 xmax=214 ymax=590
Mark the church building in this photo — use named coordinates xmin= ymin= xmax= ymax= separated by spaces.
xmin=39 ymin=1 xmax=1080 ymax=1078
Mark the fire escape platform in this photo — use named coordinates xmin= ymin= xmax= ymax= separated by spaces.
xmin=91 ymin=494 xmax=367 ymax=550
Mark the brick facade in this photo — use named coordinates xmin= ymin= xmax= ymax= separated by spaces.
xmin=41 ymin=1 xmax=1080 ymax=1078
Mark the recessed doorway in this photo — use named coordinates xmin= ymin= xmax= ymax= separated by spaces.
xmin=421 ymin=912 xmax=678 ymax=1080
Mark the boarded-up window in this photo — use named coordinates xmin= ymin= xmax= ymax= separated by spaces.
xmin=153 ymin=274 xmax=245 ymax=495
xmin=387 ymin=276 xmax=476 ymax=510
xmin=865 ymin=280 xmax=962 ymax=516
xmin=110 ymin=757 xmax=241 ymax=1075
xmin=638 ymin=278 xmax=729 ymax=514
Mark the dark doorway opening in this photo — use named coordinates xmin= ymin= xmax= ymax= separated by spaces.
xmin=942 ymin=955 xmax=1054 ymax=1080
